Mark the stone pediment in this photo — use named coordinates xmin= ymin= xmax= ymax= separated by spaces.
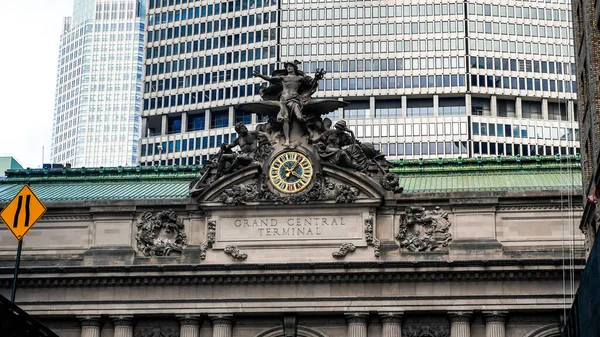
xmin=194 ymin=161 xmax=387 ymax=207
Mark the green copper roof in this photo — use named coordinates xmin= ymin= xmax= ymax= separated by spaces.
xmin=0 ymin=156 xmax=582 ymax=203
xmin=400 ymin=171 xmax=580 ymax=193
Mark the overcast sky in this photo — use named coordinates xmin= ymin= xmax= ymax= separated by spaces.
xmin=0 ymin=0 xmax=73 ymax=168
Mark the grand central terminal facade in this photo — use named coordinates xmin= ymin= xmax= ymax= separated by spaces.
xmin=0 ymin=63 xmax=585 ymax=337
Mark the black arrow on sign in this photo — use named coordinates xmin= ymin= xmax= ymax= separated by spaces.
xmin=12 ymin=195 xmax=31 ymax=228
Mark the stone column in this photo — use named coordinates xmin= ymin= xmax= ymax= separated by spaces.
xmin=490 ymin=96 xmax=497 ymax=116
xmin=380 ymin=312 xmax=403 ymax=337
xmin=142 ymin=117 xmax=148 ymax=137
xmin=515 ymin=97 xmax=523 ymax=118
xmin=181 ymin=112 xmax=188 ymax=133
xmin=205 ymin=109 xmax=211 ymax=129
xmin=401 ymin=96 xmax=407 ymax=117
xmin=568 ymin=100 xmax=575 ymax=122
xmin=79 ymin=316 xmax=102 ymax=337
xmin=483 ymin=311 xmax=507 ymax=337
xmin=228 ymin=106 xmax=235 ymax=127
xmin=345 ymin=313 xmax=369 ymax=337
xmin=465 ymin=93 xmax=472 ymax=116
xmin=541 ymin=98 xmax=549 ymax=120
xmin=448 ymin=311 xmax=472 ymax=337
xmin=369 ymin=96 xmax=376 ymax=118
xmin=210 ymin=314 xmax=234 ymax=337
xmin=161 ymin=115 xmax=168 ymax=135
xmin=433 ymin=95 xmax=439 ymax=116
xmin=178 ymin=315 xmax=201 ymax=337
xmin=111 ymin=316 xmax=134 ymax=337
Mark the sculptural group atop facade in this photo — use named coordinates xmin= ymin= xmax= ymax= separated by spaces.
xmin=189 ymin=60 xmax=403 ymax=199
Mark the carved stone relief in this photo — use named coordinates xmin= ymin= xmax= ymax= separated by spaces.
xmin=331 ymin=243 xmax=356 ymax=257
xmin=364 ymin=214 xmax=381 ymax=257
xmin=217 ymin=174 xmax=359 ymax=205
xmin=224 ymin=245 xmax=248 ymax=260
xmin=397 ymin=206 xmax=452 ymax=252
xmin=135 ymin=210 xmax=187 ymax=257
xmin=134 ymin=327 xmax=178 ymax=337
xmin=200 ymin=219 xmax=216 ymax=260
xmin=402 ymin=326 xmax=449 ymax=337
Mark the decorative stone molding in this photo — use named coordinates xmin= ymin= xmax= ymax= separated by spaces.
xmin=364 ymin=214 xmax=381 ymax=257
xmin=134 ymin=327 xmax=178 ymax=337
xmin=483 ymin=311 xmax=507 ymax=323
xmin=496 ymin=205 xmax=583 ymax=211
xmin=402 ymin=326 xmax=449 ymax=337
xmin=200 ymin=219 xmax=217 ymax=260
xmin=397 ymin=206 xmax=452 ymax=252
xmin=447 ymin=311 xmax=472 ymax=324
xmin=79 ymin=316 xmax=103 ymax=328
xmin=0 ymin=260 xmax=581 ymax=287
xmin=224 ymin=245 xmax=248 ymax=260
xmin=379 ymin=312 xmax=403 ymax=324
xmin=345 ymin=313 xmax=369 ymax=325
xmin=217 ymin=174 xmax=359 ymax=205
xmin=42 ymin=215 xmax=93 ymax=221
xmin=111 ymin=315 xmax=134 ymax=327
xmin=135 ymin=210 xmax=187 ymax=257
xmin=177 ymin=315 xmax=201 ymax=326
xmin=332 ymin=243 xmax=356 ymax=257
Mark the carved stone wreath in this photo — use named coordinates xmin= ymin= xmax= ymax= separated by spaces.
xmin=364 ymin=214 xmax=381 ymax=257
xmin=135 ymin=210 xmax=187 ymax=257
xmin=200 ymin=219 xmax=216 ymax=260
xmin=331 ymin=243 xmax=356 ymax=257
xmin=217 ymin=174 xmax=359 ymax=205
xmin=397 ymin=206 xmax=452 ymax=252
xmin=380 ymin=172 xmax=404 ymax=193
xmin=224 ymin=245 xmax=248 ymax=260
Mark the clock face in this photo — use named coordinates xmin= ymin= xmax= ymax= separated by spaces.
xmin=269 ymin=152 xmax=314 ymax=194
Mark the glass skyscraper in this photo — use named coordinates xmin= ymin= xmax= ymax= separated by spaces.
xmin=139 ymin=0 xmax=578 ymax=166
xmin=51 ymin=0 xmax=146 ymax=167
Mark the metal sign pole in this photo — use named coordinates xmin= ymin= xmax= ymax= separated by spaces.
xmin=11 ymin=239 xmax=22 ymax=302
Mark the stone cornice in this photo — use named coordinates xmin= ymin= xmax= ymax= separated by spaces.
xmin=0 ymin=259 xmax=584 ymax=288
xmin=0 ymin=258 xmax=584 ymax=274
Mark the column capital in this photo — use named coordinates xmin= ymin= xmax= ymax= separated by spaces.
xmin=177 ymin=315 xmax=201 ymax=326
xmin=345 ymin=312 xmax=369 ymax=324
xmin=209 ymin=314 xmax=234 ymax=326
xmin=78 ymin=316 xmax=103 ymax=328
xmin=378 ymin=312 xmax=404 ymax=324
xmin=483 ymin=311 xmax=508 ymax=323
xmin=448 ymin=311 xmax=473 ymax=323
xmin=110 ymin=315 xmax=134 ymax=327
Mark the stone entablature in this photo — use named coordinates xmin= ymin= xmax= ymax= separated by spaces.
xmin=0 ymin=157 xmax=585 ymax=337
xmin=0 ymin=194 xmax=584 ymax=264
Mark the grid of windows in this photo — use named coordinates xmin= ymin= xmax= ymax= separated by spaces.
xmin=139 ymin=0 xmax=578 ymax=166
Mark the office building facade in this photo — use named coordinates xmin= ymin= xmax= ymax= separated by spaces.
xmin=139 ymin=0 xmax=579 ymax=167
xmin=51 ymin=0 xmax=146 ymax=167
xmin=572 ymin=0 xmax=600 ymax=254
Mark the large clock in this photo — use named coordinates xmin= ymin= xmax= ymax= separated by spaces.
xmin=268 ymin=151 xmax=314 ymax=194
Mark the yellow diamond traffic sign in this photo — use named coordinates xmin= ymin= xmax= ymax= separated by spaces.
xmin=0 ymin=185 xmax=47 ymax=242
